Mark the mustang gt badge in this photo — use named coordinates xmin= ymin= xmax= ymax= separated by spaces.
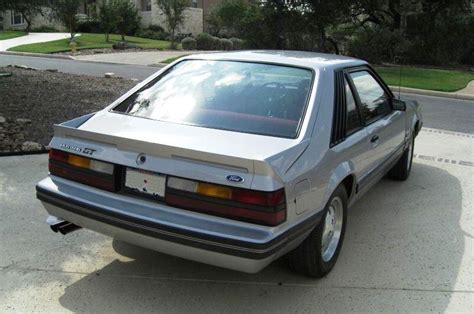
xmin=60 ymin=143 xmax=96 ymax=156
xmin=226 ymin=175 xmax=244 ymax=183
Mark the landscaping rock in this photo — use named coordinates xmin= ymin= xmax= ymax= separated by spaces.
xmin=104 ymin=72 xmax=115 ymax=78
xmin=21 ymin=141 xmax=44 ymax=151
xmin=14 ymin=65 xmax=29 ymax=69
xmin=112 ymin=41 xmax=140 ymax=50
xmin=16 ymin=118 xmax=32 ymax=124
xmin=46 ymin=69 xmax=59 ymax=73
xmin=0 ymin=66 xmax=134 ymax=153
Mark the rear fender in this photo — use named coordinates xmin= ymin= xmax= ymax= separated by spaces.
xmin=323 ymin=161 xmax=355 ymax=209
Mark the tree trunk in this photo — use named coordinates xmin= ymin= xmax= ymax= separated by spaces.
xmin=170 ymin=28 xmax=176 ymax=49
xmin=121 ymin=33 xmax=125 ymax=41
xmin=327 ymin=37 xmax=340 ymax=55
xmin=23 ymin=15 xmax=32 ymax=34
xmin=319 ymin=26 xmax=327 ymax=52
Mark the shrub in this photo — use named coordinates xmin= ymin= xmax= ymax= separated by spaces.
xmin=138 ymin=29 xmax=168 ymax=40
xmin=181 ymin=37 xmax=197 ymax=50
xmin=31 ymin=26 xmax=59 ymax=33
xmin=221 ymin=38 xmax=233 ymax=50
xmin=77 ymin=20 xmax=102 ymax=33
xmin=212 ymin=36 xmax=223 ymax=50
xmin=196 ymin=33 xmax=215 ymax=50
xmin=148 ymin=24 xmax=165 ymax=32
xmin=229 ymin=37 xmax=243 ymax=50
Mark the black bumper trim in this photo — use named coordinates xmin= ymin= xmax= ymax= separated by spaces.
xmin=36 ymin=186 xmax=322 ymax=259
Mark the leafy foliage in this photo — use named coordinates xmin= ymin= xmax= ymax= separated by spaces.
xmin=181 ymin=36 xmax=196 ymax=50
xmin=156 ymin=0 xmax=188 ymax=49
xmin=208 ymin=0 xmax=474 ymax=65
xmin=48 ymin=0 xmax=82 ymax=39
xmin=115 ymin=0 xmax=141 ymax=41
xmin=98 ymin=0 xmax=119 ymax=42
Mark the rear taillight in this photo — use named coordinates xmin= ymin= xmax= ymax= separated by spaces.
xmin=166 ymin=177 xmax=286 ymax=226
xmin=49 ymin=149 xmax=116 ymax=191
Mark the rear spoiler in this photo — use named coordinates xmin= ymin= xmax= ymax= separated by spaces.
xmin=50 ymin=122 xmax=286 ymax=189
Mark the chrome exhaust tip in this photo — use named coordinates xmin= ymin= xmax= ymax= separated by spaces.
xmin=47 ymin=215 xmax=82 ymax=235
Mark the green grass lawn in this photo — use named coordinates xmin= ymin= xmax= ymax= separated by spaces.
xmin=0 ymin=31 xmax=27 ymax=41
xmin=161 ymin=55 xmax=189 ymax=64
xmin=8 ymin=33 xmax=173 ymax=53
xmin=375 ymin=66 xmax=474 ymax=92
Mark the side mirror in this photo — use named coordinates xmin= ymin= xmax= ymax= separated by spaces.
xmin=392 ymin=98 xmax=406 ymax=111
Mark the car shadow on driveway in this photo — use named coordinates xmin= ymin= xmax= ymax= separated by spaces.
xmin=57 ymin=163 xmax=465 ymax=312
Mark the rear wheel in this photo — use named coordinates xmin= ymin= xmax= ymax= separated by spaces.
xmin=388 ymin=136 xmax=414 ymax=181
xmin=288 ymin=185 xmax=348 ymax=277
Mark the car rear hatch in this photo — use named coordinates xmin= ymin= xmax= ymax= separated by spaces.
xmin=47 ymin=111 xmax=309 ymax=226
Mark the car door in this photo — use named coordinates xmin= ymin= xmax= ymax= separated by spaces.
xmin=330 ymin=71 xmax=373 ymax=197
xmin=347 ymin=68 xmax=405 ymax=188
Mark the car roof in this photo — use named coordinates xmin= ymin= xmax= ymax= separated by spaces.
xmin=181 ymin=50 xmax=367 ymax=70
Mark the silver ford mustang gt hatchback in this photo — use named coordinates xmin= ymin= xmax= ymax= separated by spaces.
xmin=36 ymin=51 xmax=422 ymax=277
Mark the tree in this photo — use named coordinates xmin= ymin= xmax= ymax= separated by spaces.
xmin=156 ymin=0 xmax=188 ymax=49
xmin=1 ymin=0 xmax=47 ymax=33
xmin=207 ymin=0 xmax=248 ymax=37
xmin=49 ymin=0 xmax=82 ymax=39
xmin=98 ymin=0 xmax=119 ymax=42
xmin=115 ymin=0 xmax=140 ymax=42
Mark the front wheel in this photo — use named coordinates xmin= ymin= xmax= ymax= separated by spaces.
xmin=388 ymin=136 xmax=414 ymax=181
xmin=288 ymin=185 xmax=348 ymax=277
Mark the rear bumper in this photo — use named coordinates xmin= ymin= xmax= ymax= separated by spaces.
xmin=36 ymin=176 xmax=321 ymax=273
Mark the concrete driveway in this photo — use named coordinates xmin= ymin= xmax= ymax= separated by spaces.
xmin=0 ymin=103 xmax=473 ymax=312
xmin=0 ymin=33 xmax=70 ymax=51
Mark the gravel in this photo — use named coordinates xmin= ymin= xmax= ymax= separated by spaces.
xmin=0 ymin=66 xmax=136 ymax=152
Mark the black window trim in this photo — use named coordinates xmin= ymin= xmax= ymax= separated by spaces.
xmin=330 ymin=69 xmax=365 ymax=147
xmin=343 ymin=73 xmax=364 ymax=137
xmin=344 ymin=65 xmax=394 ymax=127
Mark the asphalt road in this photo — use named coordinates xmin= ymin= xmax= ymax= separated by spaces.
xmin=0 ymin=54 xmax=158 ymax=80
xmin=402 ymin=93 xmax=474 ymax=134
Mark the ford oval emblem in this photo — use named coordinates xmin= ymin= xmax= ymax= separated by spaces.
xmin=226 ymin=175 xmax=244 ymax=183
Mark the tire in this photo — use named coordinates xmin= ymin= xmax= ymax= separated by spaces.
xmin=288 ymin=185 xmax=348 ymax=278
xmin=388 ymin=136 xmax=414 ymax=181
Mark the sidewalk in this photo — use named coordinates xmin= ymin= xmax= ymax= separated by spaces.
xmin=0 ymin=32 xmax=70 ymax=51
xmin=74 ymin=50 xmax=213 ymax=66
xmin=389 ymin=82 xmax=474 ymax=101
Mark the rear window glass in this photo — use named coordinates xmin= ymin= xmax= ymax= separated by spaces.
xmin=113 ymin=60 xmax=313 ymax=138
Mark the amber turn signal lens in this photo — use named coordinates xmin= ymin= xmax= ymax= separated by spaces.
xmin=68 ymin=155 xmax=91 ymax=169
xmin=197 ymin=183 xmax=232 ymax=199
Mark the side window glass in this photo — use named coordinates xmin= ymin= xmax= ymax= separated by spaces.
xmin=345 ymin=78 xmax=361 ymax=134
xmin=350 ymin=71 xmax=391 ymax=124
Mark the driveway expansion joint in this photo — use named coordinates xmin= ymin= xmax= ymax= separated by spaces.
xmin=3 ymin=265 xmax=474 ymax=294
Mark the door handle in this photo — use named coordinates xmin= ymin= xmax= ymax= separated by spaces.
xmin=370 ymin=135 xmax=379 ymax=143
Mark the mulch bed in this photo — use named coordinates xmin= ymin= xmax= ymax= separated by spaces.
xmin=56 ymin=48 xmax=164 ymax=56
xmin=0 ymin=66 xmax=135 ymax=153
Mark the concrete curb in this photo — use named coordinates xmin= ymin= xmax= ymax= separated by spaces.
xmin=0 ymin=51 xmax=74 ymax=60
xmin=389 ymin=85 xmax=474 ymax=101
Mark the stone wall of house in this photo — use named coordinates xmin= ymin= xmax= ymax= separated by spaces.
xmin=31 ymin=8 xmax=65 ymax=31
xmin=1 ymin=9 xmax=64 ymax=31
xmin=140 ymin=11 xmax=153 ymax=28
